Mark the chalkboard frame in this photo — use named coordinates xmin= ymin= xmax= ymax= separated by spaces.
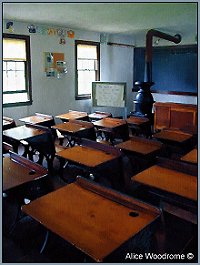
xmin=92 ymin=81 xmax=127 ymax=108
xmin=133 ymin=45 xmax=197 ymax=96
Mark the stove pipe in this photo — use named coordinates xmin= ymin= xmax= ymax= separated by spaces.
xmin=133 ymin=29 xmax=182 ymax=119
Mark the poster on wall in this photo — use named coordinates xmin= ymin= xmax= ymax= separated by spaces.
xmin=44 ymin=52 xmax=65 ymax=77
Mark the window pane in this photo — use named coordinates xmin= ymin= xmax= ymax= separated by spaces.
xmin=76 ymin=40 xmax=99 ymax=98
xmin=3 ymin=38 xmax=26 ymax=60
xmin=15 ymin=62 xmax=25 ymax=70
xmin=3 ymin=61 xmax=26 ymax=92
xmin=77 ymin=44 xmax=97 ymax=59
xmin=3 ymin=92 xmax=29 ymax=104
xmin=3 ymin=34 xmax=32 ymax=106
xmin=78 ymin=70 xmax=95 ymax=95
xmin=77 ymin=59 xmax=96 ymax=70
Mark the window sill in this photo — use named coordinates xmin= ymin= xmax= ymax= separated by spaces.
xmin=3 ymin=101 xmax=32 ymax=108
xmin=75 ymin=95 xmax=91 ymax=100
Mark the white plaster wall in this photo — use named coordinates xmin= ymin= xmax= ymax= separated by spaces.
xmin=99 ymin=34 xmax=135 ymax=117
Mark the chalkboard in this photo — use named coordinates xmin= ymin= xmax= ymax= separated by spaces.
xmin=134 ymin=45 xmax=197 ymax=95
xmin=92 ymin=82 xmax=126 ymax=108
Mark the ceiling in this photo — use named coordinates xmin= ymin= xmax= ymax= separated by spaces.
xmin=3 ymin=2 xmax=197 ymax=36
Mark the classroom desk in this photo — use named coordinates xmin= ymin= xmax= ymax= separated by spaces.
xmin=93 ymin=117 xmax=126 ymax=129
xmin=126 ymin=116 xmax=149 ymax=126
xmin=56 ymin=145 xmax=119 ymax=168
xmin=22 ymin=177 xmax=160 ymax=262
xmin=153 ymin=129 xmax=193 ymax=155
xmin=153 ymin=129 xmax=192 ymax=144
xmin=19 ymin=115 xmax=53 ymax=125
xmin=89 ymin=112 xmax=111 ymax=121
xmin=116 ymin=136 xmax=163 ymax=175
xmin=52 ymin=122 xmax=93 ymax=146
xmin=181 ymin=148 xmax=197 ymax=164
xmin=126 ymin=116 xmax=151 ymax=138
xmin=56 ymin=139 xmax=122 ymax=187
xmin=3 ymin=117 xmax=16 ymax=130
xmin=3 ymin=119 xmax=13 ymax=130
xmin=52 ymin=122 xmax=91 ymax=134
xmin=116 ymin=136 xmax=162 ymax=157
xmin=56 ymin=111 xmax=88 ymax=121
xmin=3 ymin=152 xmax=48 ymax=192
xmin=132 ymin=164 xmax=197 ymax=223
xmin=93 ymin=118 xmax=128 ymax=143
xmin=3 ymin=125 xmax=46 ymax=153
xmin=3 ymin=125 xmax=46 ymax=142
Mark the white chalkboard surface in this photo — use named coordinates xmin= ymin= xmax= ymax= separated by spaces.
xmin=92 ymin=82 xmax=126 ymax=108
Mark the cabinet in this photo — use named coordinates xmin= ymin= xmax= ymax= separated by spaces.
xmin=154 ymin=102 xmax=197 ymax=133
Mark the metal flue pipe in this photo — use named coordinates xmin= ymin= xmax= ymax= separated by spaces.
xmin=145 ymin=29 xmax=182 ymax=83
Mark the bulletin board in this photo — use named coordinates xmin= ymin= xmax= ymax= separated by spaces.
xmin=44 ymin=52 xmax=65 ymax=77
xmin=92 ymin=82 xmax=126 ymax=108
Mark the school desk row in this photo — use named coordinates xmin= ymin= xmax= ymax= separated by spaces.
xmin=3 ymin=109 xmax=196 ymax=151
xmin=3 ymin=109 xmax=197 ymax=261
xmin=3 ymin=137 xmax=197 ymax=262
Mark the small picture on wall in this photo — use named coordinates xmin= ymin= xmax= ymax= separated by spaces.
xmin=46 ymin=69 xmax=56 ymax=77
xmin=59 ymin=38 xmax=66 ymax=45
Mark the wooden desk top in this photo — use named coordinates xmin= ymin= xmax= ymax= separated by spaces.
xmin=3 ymin=125 xmax=46 ymax=141
xmin=22 ymin=177 xmax=160 ymax=262
xmin=3 ymin=117 xmax=15 ymax=130
xmin=126 ymin=116 xmax=149 ymax=126
xmin=52 ymin=122 xmax=91 ymax=134
xmin=3 ymin=152 xmax=48 ymax=192
xmin=153 ymin=129 xmax=192 ymax=143
xmin=56 ymin=111 xmax=88 ymax=121
xmin=116 ymin=136 xmax=162 ymax=156
xmin=89 ymin=112 xmax=111 ymax=120
xmin=3 ymin=119 xmax=12 ymax=127
xmin=181 ymin=149 xmax=197 ymax=164
xmin=19 ymin=115 xmax=53 ymax=124
xmin=93 ymin=118 xmax=126 ymax=129
xmin=133 ymin=165 xmax=197 ymax=201
xmin=56 ymin=145 xmax=119 ymax=168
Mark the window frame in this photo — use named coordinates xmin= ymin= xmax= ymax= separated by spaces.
xmin=3 ymin=33 xmax=32 ymax=107
xmin=75 ymin=40 xmax=100 ymax=100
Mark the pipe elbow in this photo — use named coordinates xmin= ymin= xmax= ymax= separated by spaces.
xmin=174 ymin=34 xmax=182 ymax=44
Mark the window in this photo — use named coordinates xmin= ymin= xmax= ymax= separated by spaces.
xmin=3 ymin=34 xmax=32 ymax=107
xmin=75 ymin=40 xmax=100 ymax=99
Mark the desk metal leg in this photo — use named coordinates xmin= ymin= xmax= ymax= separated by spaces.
xmin=40 ymin=230 xmax=49 ymax=254
xmin=8 ymin=203 xmax=23 ymax=236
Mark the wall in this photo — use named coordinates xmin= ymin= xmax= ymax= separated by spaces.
xmin=3 ymin=20 xmax=135 ymax=124
xmin=97 ymin=34 xmax=134 ymax=117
